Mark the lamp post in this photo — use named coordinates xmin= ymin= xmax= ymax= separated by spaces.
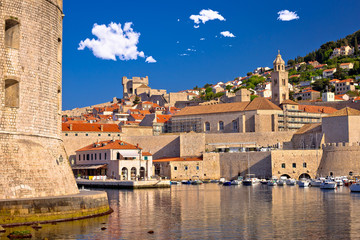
xmin=138 ymin=148 xmax=141 ymax=181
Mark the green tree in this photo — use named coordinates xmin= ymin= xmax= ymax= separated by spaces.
xmin=133 ymin=96 xmax=140 ymax=105
xmin=203 ymin=83 xmax=212 ymax=89
xmin=225 ymin=85 xmax=232 ymax=92
xmin=355 ymin=37 xmax=359 ymax=56
xmin=250 ymin=95 xmax=258 ymax=101
xmin=311 ymin=79 xmax=330 ymax=92
xmin=287 ymin=59 xmax=295 ymax=66
xmin=247 ymin=72 xmax=252 ymax=76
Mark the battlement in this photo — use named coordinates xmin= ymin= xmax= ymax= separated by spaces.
xmin=322 ymin=142 xmax=360 ymax=151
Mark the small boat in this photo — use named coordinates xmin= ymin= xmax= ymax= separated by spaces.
xmin=170 ymin=181 xmax=179 ymax=185
xmin=286 ymin=179 xmax=296 ymax=186
xmin=219 ymin=178 xmax=226 ymax=184
xmin=277 ymin=180 xmax=285 ymax=186
xmin=310 ymin=179 xmax=322 ymax=187
xmin=231 ymin=180 xmax=241 ymax=185
xmin=210 ymin=180 xmax=219 ymax=183
xmin=298 ymin=180 xmax=310 ymax=187
xmin=320 ymin=180 xmax=337 ymax=189
xmin=202 ymin=179 xmax=211 ymax=183
xmin=191 ymin=180 xmax=203 ymax=185
xmin=267 ymin=180 xmax=277 ymax=186
xmin=181 ymin=180 xmax=191 ymax=185
xmin=260 ymin=179 xmax=268 ymax=184
xmin=223 ymin=181 xmax=232 ymax=186
xmin=350 ymin=182 xmax=360 ymax=192
xmin=242 ymin=178 xmax=253 ymax=186
xmin=334 ymin=177 xmax=343 ymax=186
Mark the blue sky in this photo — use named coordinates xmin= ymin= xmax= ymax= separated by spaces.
xmin=62 ymin=0 xmax=360 ymax=110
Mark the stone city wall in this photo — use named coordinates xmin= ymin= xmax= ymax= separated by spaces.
xmin=271 ymin=149 xmax=322 ymax=179
xmin=318 ymin=142 xmax=360 ymax=177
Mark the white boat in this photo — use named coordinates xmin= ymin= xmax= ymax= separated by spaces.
xmin=320 ymin=180 xmax=337 ymax=189
xmin=298 ymin=180 xmax=310 ymax=187
xmin=286 ymin=179 xmax=296 ymax=186
xmin=219 ymin=178 xmax=226 ymax=184
xmin=334 ymin=177 xmax=343 ymax=186
xmin=260 ymin=179 xmax=268 ymax=184
xmin=310 ymin=179 xmax=322 ymax=187
xmin=230 ymin=180 xmax=241 ymax=185
xmin=242 ymin=178 xmax=253 ymax=185
xmin=277 ymin=179 xmax=285 ymax=186
xmin=267 ymin=180 xmax=277 ymax=186
xmin=350 ymin=182 xmax=360 ymax=192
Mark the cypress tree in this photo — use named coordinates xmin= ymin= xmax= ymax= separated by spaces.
xmin=355 ymin=37 xmax=359 ymax=56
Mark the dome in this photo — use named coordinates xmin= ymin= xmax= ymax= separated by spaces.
xmin=273 ymin=50 xmax=285 ymax=65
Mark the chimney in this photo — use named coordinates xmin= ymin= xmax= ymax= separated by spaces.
xmin=69 ymin=124 xmax=73 ymax=131
xmin=100 ymin=125 xmax=104 ymax=131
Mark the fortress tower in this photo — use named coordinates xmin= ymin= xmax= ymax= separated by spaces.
xmin=271 ymin=51 xmax=289 ymax=105
xmin=122 ymin=76 xmax=149 ymax=98
xmin=0 ymin=0 xmax=110 ymax=225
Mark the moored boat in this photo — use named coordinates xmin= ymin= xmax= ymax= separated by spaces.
xmin=310 ymin=179 xmax=322 ymax=187
xmin=298 ymin=180 xmax=310 ymax=187
xmin=267 ymin=180 xmax=277 ymax=186
xmin=320 ymin=180 xmax=337 ymax=189
xmin=191 ymin=180 xmax=203 ymax=185
xmin=350 ymin=182 xmax=360 ymax=192
xmin=260 ymin=179 xmax=268 ymax=184
xmin=181 ymin=180 xmax=191 ymax=185
xmin=286 ymin=179 xmax=296 ymax=186
xmin=170 ymin=181 xmax=180 ymax=185
xmin=231 ymin=180 xmax=241 ymax=185
xmin=223 ymin=181 xmax=232 ymax=186
xmin=277 ymin=179 xmax=285 ymax=186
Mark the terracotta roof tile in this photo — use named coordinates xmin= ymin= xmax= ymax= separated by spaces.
xmin=62 ymin=123 xmax=121 ymax=132
xmin=298 ymin=105 xmax=337 ymax=114
xmin=324 ymin=107 xmax=360 ymax=117
xmin=156 ymin=115 xmax=172 ymax=123
xmin=76 ymin=140 xmax=141 ymax=152
xmin=174 ymin=102 xmax=250 ymax=116
xmin=281 ymin=99 xmax=299 ymax=105
xmin=244 ymin=97 xmax=282 ymax=111
xmin=142 ymin=152 xmax=152 ymax=156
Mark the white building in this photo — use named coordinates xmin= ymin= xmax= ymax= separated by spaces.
xmin=73 ymin=140 xmax=153 ymax=181
xmin=322 ymin=92 xmax=335 ymax=102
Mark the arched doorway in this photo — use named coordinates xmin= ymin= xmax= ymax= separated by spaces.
xmin=140 ymin=167 xmax=145 ymax=180
xmin=299 ymin=173 xmax=311 ymax=179
xmin=131 ymin=167 xmax=137 ymax=180
xmin=121 ymin=167 xmax=128 ymax=180
xmin=281 ymin=174 xmax=291 ymax=179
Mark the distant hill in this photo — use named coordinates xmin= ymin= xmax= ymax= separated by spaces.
xmin=289 ymin=30 xmax=360 ymax=64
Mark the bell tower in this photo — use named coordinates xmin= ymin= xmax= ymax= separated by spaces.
xmin=271 ymin=50 xmax=289 ymax=105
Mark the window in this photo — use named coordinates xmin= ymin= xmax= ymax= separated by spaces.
xmin=144 ymin=156 xmax=148 ymax=160
xmin=174 ymin=166 xmax=177 ymax=171
xmin=205 ymin=122 xmax=210 ymax=132
xmin=57 ymin=37 xmax=62 ymax=63
xmin=85 ymin=133 xmax=88 ymax=136
xmin=281 ymin=163 xmax=285 ymax=168
xmin=98 ymin=134 xmax=101 ymax=136
xmin=105 ymin=153 xmax=107 ymax=160
xmin=349 ymin=171 xmax=353 ymax=176
xmin=83 ymin=154 xmax=85 ymax=160
xmin=180 ymin=125 xmax=184 ymax=132
xmin=99 ymin=153 xmax=102 ymax=160
xmin=282 ymin=79 xmax=285 ymax=85
xmin=192 ymin=124 xmax=197 ymax=132
xmin=75 ymin=133 xmax=78 ymax=136
xmin=116 ymin=152 xmax=121 ymax=160
xmin=91 ymin=154 xmax=93 ymax=160
xmin=303 ymin=162 xmax=307 ymax=168
xmin=5 ymin=19 xmax=20 ymax=49
xmin=108 ymin=134 xmax=111 ymax=136
xmin=232 ymin=120 xmax=238 ymax=132
xmin=5 ymin=79 xmax=19 ymax=108
xmin=196 ymin=166 xmax=200 ymax=170
xmin=292 ymin=163 xmax=296 ymax=168
xmin=185 ymin=166 xmax=188 ymax=170
xmin=78 ymin=155 xmax=80 ymax=161
xmin=65 ymin=133 xmax=68 ymax=136
xmin=86 ymin=154 xmax=89 ymax=160
xmin=117 ymin=134 xmax=120 ymax=136
xmin=95 ymin=153 xmax=97 ymax=160
xmin=219 ymin=121 xmax=224 ymax=131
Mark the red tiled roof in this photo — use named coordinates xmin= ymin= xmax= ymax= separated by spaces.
xmin=130 ymin=114 xmax=146 ymax=120
xmin=62 ymin=123 xmax=121 ymax=132
xmin=340 ymin=63 xmax=351 ymax=66
xmin=142 ymin=152 xmax=152 ymax=156
xmin=156 ymin=115 xmax=172 ymax=123
xmin=298 ymin=105 xmax=337 ymax=114
xmin=323 ymin=68 xmax=336 ymax=72
xmin=153 ymin=157 xmax=203 ymax=163
xmin=76 ymin=140 xmax=141 ymax=152
xmin=302 ymin=90 xmax=320 ymax=93
xmin=338 ymin=79 xmax=354 ymax=83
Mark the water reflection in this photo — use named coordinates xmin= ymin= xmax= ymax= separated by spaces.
xmin=1 ymin=185 xmax=359 ymax=240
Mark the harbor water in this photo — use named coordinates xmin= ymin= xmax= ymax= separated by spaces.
xmin=2 ymin=183 xmax=360 ymax=239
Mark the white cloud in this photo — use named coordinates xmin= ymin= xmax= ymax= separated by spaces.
xmin=145 ymin=56 xmax=156 ymax=63
xmin=200 ymin=38 xmax=205 ymax=41
xmin=220 ymin=31 xmax=236 ymax=38
xmin=78 ymin=22 xmax=153 ymax=62
xmin=177 ymin=19 xmax=180 ymax=22
xmin=194 ymin=25 xmax=200 ymax=29
xmin=190 ymin=9 xmax=225 ymax=26
xmin=176 ymin=41 xmax=180 ymax=44
xmin=186 ymin=48 xmax=196 ymax=52
xmin=277 ymin=10 xmax=299 ymax=21
xmin=179 ymin=53 xmax=189 ymax=56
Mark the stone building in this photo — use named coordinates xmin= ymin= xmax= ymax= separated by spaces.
xmin=122 ymin=76 xmax=149 ymax=98
xmin=271 ymin=51 xmax=289 ymax=105
xmin=74 ymin=140 xmax=153 ymax=181
xmin=0 ymin=0 xmax=110 ymax=225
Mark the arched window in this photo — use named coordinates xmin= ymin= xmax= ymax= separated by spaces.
xmin=121 ymin=167 xmax=128 ymax=180
xmin=218 ymin=121 xmax=224 ymax=131
xmin=131 ymin=167 xmax=137 ymax=180
xmin=5 ymin=79 xmax=19 ymax=108
xmin=205 ymin=122 xmax=210 ymax=132
xmin=5 ymin=19 xmax=20 ymax=49
xmin=116 ymin=152 xmax=121 ymax=160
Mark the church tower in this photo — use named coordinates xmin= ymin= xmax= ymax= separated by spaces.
xmin=271 ymin=51 xmax=289 ymax=105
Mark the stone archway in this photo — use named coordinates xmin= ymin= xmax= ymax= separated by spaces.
xmin=299 ymin=173 xmax=311 ymax=180
xmin=121 ymin=167 xmax=128 ymax=180
xmin=281 ymin=174 xmax=291 ymax=179
xmin=140 ymin=167 xmax=145 ymax=180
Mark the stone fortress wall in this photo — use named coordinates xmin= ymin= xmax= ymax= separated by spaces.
xmin=318 ymin=142 xmax=360 ymax=177
xmin=0 ymin=0 xmax=79 ymax=199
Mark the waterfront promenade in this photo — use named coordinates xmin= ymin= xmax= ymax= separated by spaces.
xmin=76 ymin=179 xmax=171 ymax=189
